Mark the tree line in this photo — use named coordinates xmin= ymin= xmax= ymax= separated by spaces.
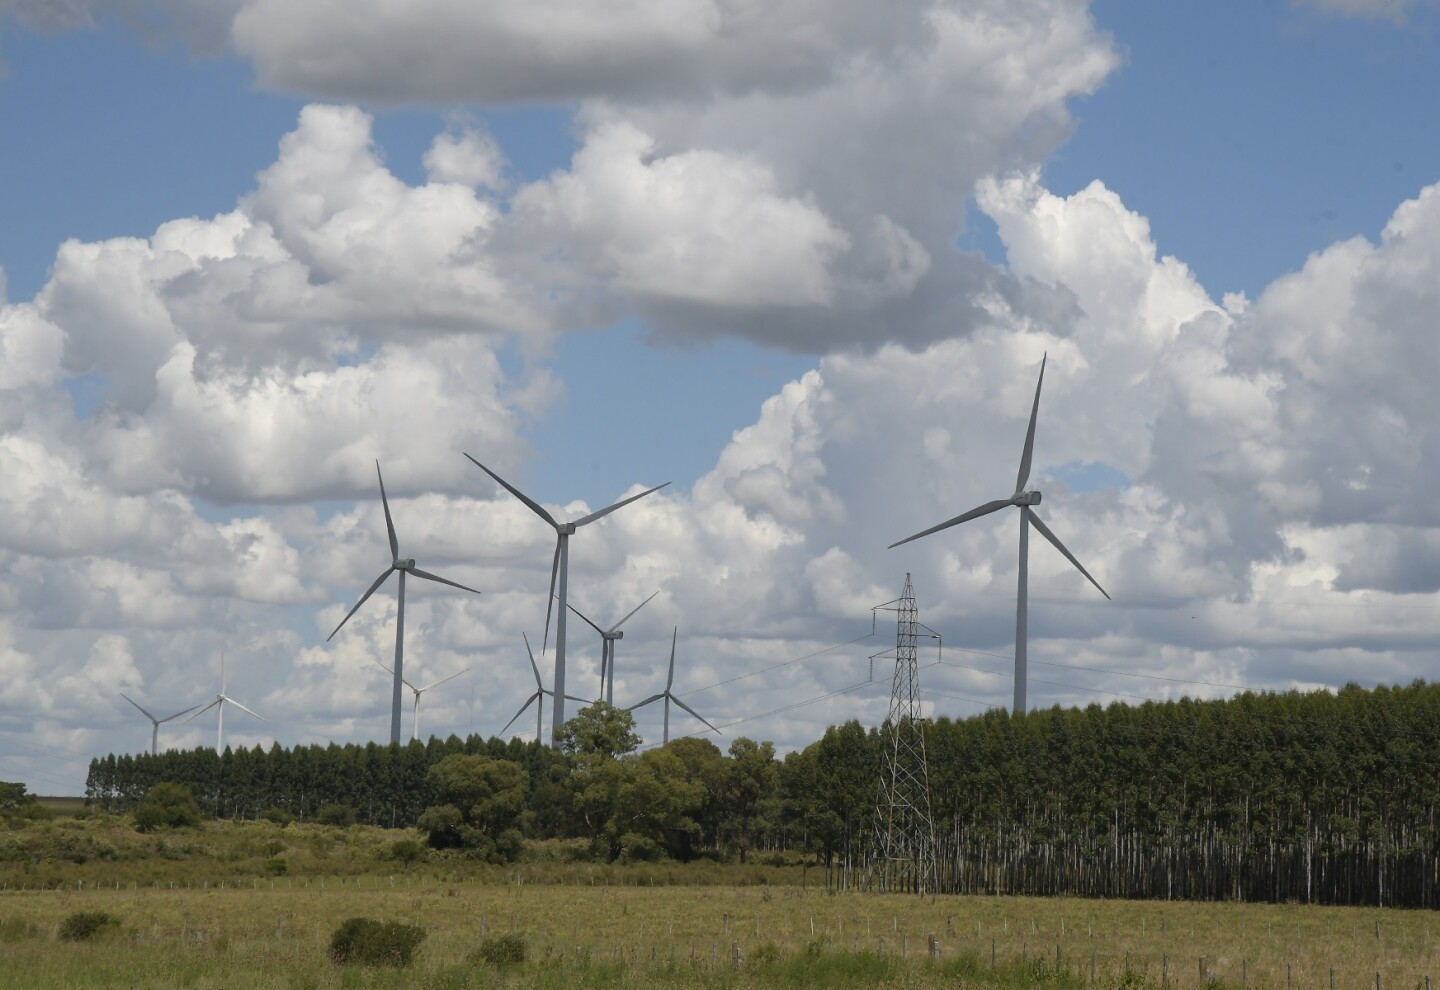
xmin=85 ymin=680 xmax=1440 ymax=906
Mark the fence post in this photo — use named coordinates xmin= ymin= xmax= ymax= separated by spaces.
xmin=929 ymin=933 xmax=940 ymax=960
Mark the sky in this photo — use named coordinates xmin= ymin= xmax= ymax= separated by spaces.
xmin=2 ymin=0 xmax=1439 ymax=796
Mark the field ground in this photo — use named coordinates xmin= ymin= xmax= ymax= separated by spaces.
xmin=3 ymin=875 xmax=1439 ymax=989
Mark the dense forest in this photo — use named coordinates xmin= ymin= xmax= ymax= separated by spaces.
xmin=85 ymin=680 xmax=1440 ymax=907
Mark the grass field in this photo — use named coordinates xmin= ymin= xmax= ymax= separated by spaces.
xmin=3 ymin=816 xmax=1436 ymax=988
xmin=4 ymin=874 xmax=1439 ymax=989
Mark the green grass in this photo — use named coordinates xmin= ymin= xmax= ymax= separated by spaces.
xmin=4 ymin=879 xmax=1440 ymax=988
xmin=4 ymin=814 xmax=1439 ymax=987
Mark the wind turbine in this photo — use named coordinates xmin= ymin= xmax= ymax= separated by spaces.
xmin=121 ymin=694 xmax=200 ymax=756
xmin=629 ymin=628 xmax=720 ymax=745
xmin=463 ymin=453 xmax=668 ymax=743
xmin=889 ymin=353 xmax=1109 ymax=714
xmin=372 ymin=659 xmax=471 ymax=742
xmin=567 ymin=590 xmax=660 ymax=705
xmin=498 ymin=633 xmax=589 ymax=741
xmin=329 ymin=461 xmax=483 ymax=745
xmin=184 ymin=651 xmax=265 ymax=752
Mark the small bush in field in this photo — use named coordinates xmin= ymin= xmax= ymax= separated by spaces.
xmin=389 ymin=839 xmax=426 ymax=864
xmin=59 ymin=911 xmax=119 ymax=941
xmin=475 ymin=933 xmax=526 ymax=967
xmin=264 ymin=857 xmax=288 ymax=875
xmin=261 ymin=806 xmax=295 ymax=826
xmin=133 ymin=783 xmax=201 ymax=832
xmin=316 ymin=804 xmax=356 ymax=828
xmin=329 ymin=917 xmax=426 ymax=967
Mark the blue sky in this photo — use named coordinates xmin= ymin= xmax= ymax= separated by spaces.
xmin=2 ymin=0 xmax=1439 ymax=794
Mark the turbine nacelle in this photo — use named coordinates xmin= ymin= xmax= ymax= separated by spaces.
xmin=1011 ymin=490 xmax=1042 ymax=506
xmin=395 ymin=558 xmax=416 ymax=570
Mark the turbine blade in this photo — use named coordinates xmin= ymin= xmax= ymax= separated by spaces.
xmin=376 ymin=460 xmax=400 ymax=562
xmin=573 ymin=481 xmax=671 ymax=528
xmin=523 ymin=632 xmax=543 ymax=688
xmin=566 ymin=601 xmax=605 ymax=635
xmin=327 ymin=568 xmax=395 ymax=641
xmin=562 ymin=693 xmax=590 ymax=704
xmin=667 ymin=628 xmax=677 ymax=690
xmin=418 ymin=668 xmax=469 ymax=693
xmin=121 ymin=693 xmax=156 ymax=722
xmin=406 ymin=565 xmax=483 ymax=596
xmin=499 ymin=693 xmax=539 ymax=737
xmin=628 ymin=694 xmax=664 ymax=711
xmin=226 ymin=698 xmax=267 ymax=722
xmin=156 ymin=703 xmax=202 ymax=724
xmin=542 ymin=538 xmax=561 ymax=654
xmin=1027 ymin=508 xmax=1111 ymax=600
xmin=463 ymin=453 xmax=558 ymax=528
xmin=373 ymin=658 xmax=396 ymax=677
xmin=183 ymin=698 xmax=221 ymax=723
xmin=609 ymin=590 xmax=659 ymax=633
xmin=1015 ymin=353 xmax=1047 ymax=492
xmin=671 ymin=695 xmax=721 ymax=736
xmin=888 ymin=499 xmax=1011 ymax=550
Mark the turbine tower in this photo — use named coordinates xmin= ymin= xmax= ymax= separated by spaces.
xmin=329 ymin=461 xmax=483 ymax=745
xmin=867 ymin=574 xmax=938 ymax=894
xmin=889 ymin=353 xmax=1110 ymax=714
xmin=629 ymin=628 xmax=720 ymax=745
xmin=498 ymin=633 xmax=589 ymax=741
xmin=373 ymin=660 xmax=471 ymax=742
xmin=464 ymin=453 xmax=668 ymax=743
xmin=184 ymin=651 xmax=265 ymax=752
xmin=121 ymin=694 xmax=200 ymax=756
xmin=567 ymin=590 xmax=660 ymax=704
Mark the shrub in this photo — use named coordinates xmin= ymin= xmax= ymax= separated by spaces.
xmin=261 ymin=806 xmax=295 ymax=826
xmin=264 ymin=857 xmax=288 ymax=875
xmin=59 ymin=911 xmax=119 ymax=941
xmin=389 ymin=839 xmax=426 ymax=864
xmin=316 ymin=804 xmax=356 ymax=828
xmin=133 ymin=783 xmax=201 ymax=832
xmin=329 ymin=917 xmax=426 ymax=967
xmin=476 ymin=933 xmax=526 ymax=967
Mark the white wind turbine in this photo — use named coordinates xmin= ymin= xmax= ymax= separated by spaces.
xmin=889 ymin=353 xmax=1110 ymax=714
xmin=329 ymin=461 xmax=483 ymax=745
xmin=629 ymin=628 xmax=720 ymax=745
xmin=184 ymin=651 xmax=265 ymax=752
xmin=567 ymin=590 xmax=660 ymax=705
xmin=498 ymin=633 xmax=589 ymax=741
xmin=463 ymin=453 xmax=668 ymax=744
xmin=372 ymin=659 xmax=472 ymax=742
xmin=121 ymin=694 xmax=200 ymax=756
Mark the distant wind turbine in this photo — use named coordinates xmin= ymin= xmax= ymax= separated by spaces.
xmin=121 ymin=694 xmax=200 ymax=756
xmin=184 ymin=651 xmax=265 ymax=752
xmin=329 ymin=461 xmax=483 ymax=745
xmin=629 ymin=628 xmax=720 ymax=745
xmin=463 ymin=453 xmax=668 ymax=744
xmin=372 ymin=659 xmax=471 ymax=742
xmin=498 ymin=633 xmax=589 ymax=741
xmin=889 ymin=353 xmax=1110 ymax=714
xmin=567 ymin=590 xmax=660 ymax=704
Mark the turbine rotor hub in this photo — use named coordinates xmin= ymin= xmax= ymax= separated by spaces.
xmin=396 ymin=558 xmax=416 ymax=569
xmin=1012 ymin=490 xmax=1042 ymax=506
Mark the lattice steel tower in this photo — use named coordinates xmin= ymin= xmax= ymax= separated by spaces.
xmin=868 ymin=573 xmax=938 ymax=893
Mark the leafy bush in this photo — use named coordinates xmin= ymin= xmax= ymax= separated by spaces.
xmin=389 ymin=839 xmax=426 ymax=864
xmin=617 ymin=832 xmax=663 ymax=863
xmin=59 ymin=911 xmax=119 ymax=941
xmin=261 ymin=806 xmax=295 ymax=826
xmin=316 ymin=804 xmax=356 ymax=828
xmin=133 ymin=783 xmax=201 ymax=832
xmin=475 ymin=933 xmax=526 ymax=967
xmin=328 ymin=917 xmax=426 ymax=967
xmin=264 ymin=857 xmax=288 ymax=875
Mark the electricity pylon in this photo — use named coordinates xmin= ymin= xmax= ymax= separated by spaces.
xmin=868 ymin=573 xmax=938 ymax=893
